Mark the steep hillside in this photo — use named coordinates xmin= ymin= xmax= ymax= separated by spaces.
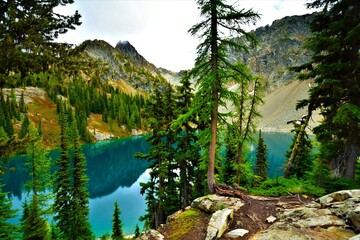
xmin=230 ymin=13 xmax=315 ymax=89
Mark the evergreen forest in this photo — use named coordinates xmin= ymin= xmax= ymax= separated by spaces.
xmin=0 ymin=0 xmax=359 ymax=239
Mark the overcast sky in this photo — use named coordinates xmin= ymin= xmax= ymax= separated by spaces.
xmin=56 ymin=0 xmax=315 ymax=72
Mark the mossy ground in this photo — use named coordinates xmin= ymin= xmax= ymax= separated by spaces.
xmin=159 ymin=208 xmax=210 ymax=240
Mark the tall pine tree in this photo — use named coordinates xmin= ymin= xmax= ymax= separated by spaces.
xmin=69 ymin=121 xmax=93 ymax=239
xmin=22 ymin=122 xmax=52 ymax=239
xmin=186 ymin=0 xmax=259 ymax=193
xmin=53 ymin=108 xmax=72 ymax=238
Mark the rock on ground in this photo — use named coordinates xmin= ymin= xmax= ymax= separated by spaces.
xmin=252 ymin=190 xmax=360 ymax=239
xmin=225 ymin=229 xmax=249 ymax=238
xmin=191 ymin=194 xmax=244 ymax=213
xmin=206 ymin=208 xmax=234 ymax=240
xmin=137 ymin=229 xmax=164 ymax=240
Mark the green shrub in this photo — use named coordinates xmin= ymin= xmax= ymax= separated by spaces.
xmin=319 ymin=177 xmax=360 ymax=194
xmin=250 ymin=177 xmax=325 ymax=197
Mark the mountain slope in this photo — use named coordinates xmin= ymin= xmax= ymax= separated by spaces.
xmin=78 ymin=39 xmax=168 ymax=92
xmin=228 ymin=13 xmax=321 ymax=131
xmin=257 ymin=80 xmax=321 ymax=132
xmin=230 ymin=13 xmax=315 ymax=89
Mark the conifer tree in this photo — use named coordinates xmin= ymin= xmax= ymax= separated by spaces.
xmin=112 ymin=201 xmax=123 ymax=240
xmin=22 ymin=123 xmax=52 ymax=239
xmin=0 ymin=0 xmax=81 ymax=78
xmin=186 ymin=0 xmax=259 ymax=193
xmin=223 ymin=124 xmax=238 ymax=185
xmin=70 ymin=122 xmax=93 ymax=239
xmin=174 ymin=75 xmax=202 ymax=207
xmin=253 ymin=130 xmax=269 ymax=186
xmin=19 ymin=114 xmax=30 ymax=139
xmin=134 ymin=224 xmax=140 ymax=238
xmin=137 ymin=84 xmax=177 ymax=229
xmin=292 ymin=0 xmax=360 ymax=178
xmin=38 ymin=117 xmax=42 ymax=136
xmin=53 ymin=105 xmax=93 ymax=239
xmin=232 ymin=75 xmax=264 ymax=185
xmin=53 ymin=109 xmax=72 ymax=238
xmin=19 ymin=91 xmax=26 ymax=113
xmin=0 ymin=183 xmax=18 ymax=240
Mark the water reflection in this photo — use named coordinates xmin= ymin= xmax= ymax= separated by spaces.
xmin=3 ymin=132 xmax=295 ymax=237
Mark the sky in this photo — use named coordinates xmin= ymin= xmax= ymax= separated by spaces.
xmin=56 ymin=0 xmax=316 ymax=72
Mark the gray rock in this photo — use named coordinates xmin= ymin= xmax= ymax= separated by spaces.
xmin=266 ymin=215 xmax=277 ymax=223
xmin=192 ymin=195 xmax=244 ymax=213
xmin=348 ymin=206 xmax=360 ymax=233
xmin=318 ymin=190 xmax=360 ymax=206
xmin=225 ymin=229 xmax=249 ymax=238
xmin=137 ymin=229 xmax=164 ymax=240
xmin=206 ymin=208 xmax=234 ymax=240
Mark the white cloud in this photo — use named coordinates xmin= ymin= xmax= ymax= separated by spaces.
xmin=56 ymin=0 xmax=315 ymax=72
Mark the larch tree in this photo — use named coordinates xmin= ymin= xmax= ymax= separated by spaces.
xmin=232 ymin=69 xmax=264 ymax=185
xmin=292 ymin=0 xmax=360 ymax=179
xmin=187 ymin=0 xmax=259 ymax=193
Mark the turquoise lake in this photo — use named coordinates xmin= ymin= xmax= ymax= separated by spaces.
xmin=3 ymin=132 xmax=293 ymax=238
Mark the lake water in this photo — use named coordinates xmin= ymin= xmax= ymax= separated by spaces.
xmin=3 ymin=132 xmax=293 ymax=238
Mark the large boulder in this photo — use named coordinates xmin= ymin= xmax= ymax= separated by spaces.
xmin=206 ymin=208 xmax=234 ymax=240
xmin=137 ymin=229 xmax=164 ymax=240
xmin=317 ymin=190 xmax=360 ymax=233
xmin=191 ymin=194 xmax=244 ymax=213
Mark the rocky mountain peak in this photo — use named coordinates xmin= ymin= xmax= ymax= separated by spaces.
xmin=115 ymin=40 xmax=152 ymax=69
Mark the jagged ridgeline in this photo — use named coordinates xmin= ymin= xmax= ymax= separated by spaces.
xmin=77 ymin=39 xmax=170 ymax=92
xmin=228 ymin=13 xmax=315 ymax=89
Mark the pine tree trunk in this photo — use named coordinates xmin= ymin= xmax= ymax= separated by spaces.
xmin=207 ymin=0 xmax=219 ymax=194
xmin=344 ymin=136 xmax=359 ymax=179
xmin=332 ymin=133 xmax=359 ymax=179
